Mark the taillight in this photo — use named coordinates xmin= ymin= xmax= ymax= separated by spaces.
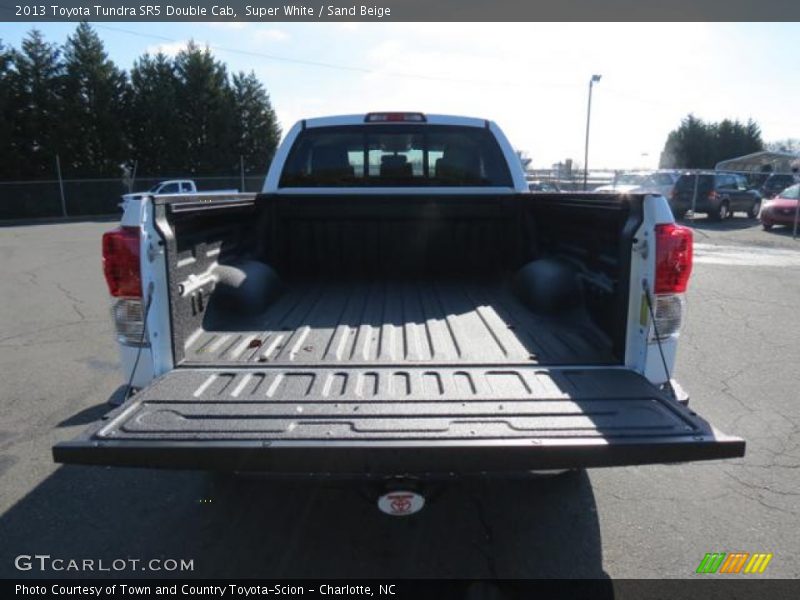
xmin=651 ymin=223 xmax=693 ymax=341
xmin=111 ymin=298 xmax=146 ymax=346
xmin=102 ymin=227 xmax=141 ymax=298
xmin=655 ymin=223 xmax=693 ymax=294
xmin=103 ymin=227 xmax=146 ymax=346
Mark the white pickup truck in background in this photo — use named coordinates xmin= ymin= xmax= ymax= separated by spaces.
xmin=148 ymin=180 xmax=198 ymax=195
xmin=118 ymin=179 xmax=240 ymax=221
xmin=145 ymin=179 xmax=239 ymax=195
xmin=54 ymin=112 xmax=744 ymax=507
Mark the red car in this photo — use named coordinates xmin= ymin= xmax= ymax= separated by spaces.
xmin=761 ymin=184 xmax=800 ymax=231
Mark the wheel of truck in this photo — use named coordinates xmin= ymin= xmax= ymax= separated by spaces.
xmin=711 ymin=201 xmax=729 ymax=221
xmin=747 ymin=200 xmax=761 ymax=219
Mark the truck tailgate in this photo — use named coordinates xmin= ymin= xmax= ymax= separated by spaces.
xmin=53 ymin=367 xmax=744 ymax=472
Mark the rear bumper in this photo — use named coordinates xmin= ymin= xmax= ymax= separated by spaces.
xmin=761 ymin=210 xmax=799 ymax=225
xmin=53 ymin=434 xmax=744 ymax=474
xmin=53 ymin=366 xmax=745 ymax=473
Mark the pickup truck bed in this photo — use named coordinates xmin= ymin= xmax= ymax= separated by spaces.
xmin=53 ymin=192 xmax=745 ymax=473
xmin=184 ymin=279 xmax=613 ymax=366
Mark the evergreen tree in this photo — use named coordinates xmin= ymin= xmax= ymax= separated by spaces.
xmin=0 ymin=41 xmax=14 ymax=180
xmin=173 ymin=41 xmax=236 ymax=175
xmin=660 ymin=114 xmax=713 ymax=168
xmin=60 ymin=22 xmax=128 ymax=177
xmin=714 ymin=118 xmax=763 ymax=161
xmin=1 ymin=27 xmax=281 ymax=184
xmin=231 ymin=70 xmax=281 ymax=178
xmin=8 ymin=30 xmax=64 ymax=178
xmin=715 ymin=119 xmax=738 ymax=161
xmin=127 ymin=52 xmax=182 ymax=174
xmin=743 ymin=119 xmax=763 ymax=154
xmin=660 ymin=114 xmax=764 ymax=169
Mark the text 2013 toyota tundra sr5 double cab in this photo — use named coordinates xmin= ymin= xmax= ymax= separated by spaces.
xmin=54 ymin=113 xmax=744 ymax=498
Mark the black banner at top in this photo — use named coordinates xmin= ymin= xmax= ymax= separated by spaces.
xmin=2 ymin=0 xmax=800 ymax=22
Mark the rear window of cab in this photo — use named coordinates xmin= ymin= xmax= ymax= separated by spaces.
xmin=279 ymin=125 xmax=513 ymax=187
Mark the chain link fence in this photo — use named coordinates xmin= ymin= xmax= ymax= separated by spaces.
xmin=0 ymin=175 xmax=266 ymax=220
xmin=3 ymin=166 xmax=799 ymax=233
xmin=526 ymin=168 xmax=614 ymax=191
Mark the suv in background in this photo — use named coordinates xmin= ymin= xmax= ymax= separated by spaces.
xmin=670 ymin=172 xmax=761 ymax=221
xmin=760 ymin=173 xmax=798 ymax=199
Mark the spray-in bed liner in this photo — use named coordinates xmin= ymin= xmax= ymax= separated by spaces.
xmin=52 ymin=366 xmax=745 ymax=471
xmin=184 ymin=280 xmax=614 ymax=366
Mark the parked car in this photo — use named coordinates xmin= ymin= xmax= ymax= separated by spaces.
xmin=54 ymin=112 xmax=743 ymax=513
xmin=760 ymin=173 xmax=798 ymax=200
xmin=631 ymin=171 xmax=680 ymax=198
xmin=670 ymin=172 xmax=761 ymax=221
xmin=760 ymin=183 xmax=800 ymax=231
xmin=528 ymin=180 xmax=561 ymax=192
xmin=594 ymin=171 xmax=649 ymax=193
xmin=745 ymin=172 xmax=770 ymax=190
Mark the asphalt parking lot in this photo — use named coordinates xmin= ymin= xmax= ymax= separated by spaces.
xmin=0 ymin=215 xmax=798 ymax=579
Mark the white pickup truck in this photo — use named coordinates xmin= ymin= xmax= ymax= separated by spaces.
xmin=148 ymin=180 xmax=199 ymax=195
xmin=145 ymin=180 xmax=239 ymax=195
xmin=54 ymin=113 xmax=743 ymax=491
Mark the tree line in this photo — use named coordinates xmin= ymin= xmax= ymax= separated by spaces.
xmin=0 ymin=24 xmax=281 ymax=182
xmin=659 ymin=114 xmax=765 ymax=169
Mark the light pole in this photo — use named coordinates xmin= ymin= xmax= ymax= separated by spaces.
xmin=583 ymin=74 xmax=602 ymax=191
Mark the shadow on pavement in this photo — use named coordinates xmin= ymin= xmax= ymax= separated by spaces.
xmin=56 ymin=387 xmax=126 ymax=427
xmin=0 ymin=464 xmax=610 ymax=580
xmin=762 ymin=224 xmax=800 ymax=238
xmin=56 ymin=404 xmax=114 ymax=428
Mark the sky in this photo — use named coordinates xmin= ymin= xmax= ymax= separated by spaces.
xmin=2 ymin=21 xmax=799 ymax=169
